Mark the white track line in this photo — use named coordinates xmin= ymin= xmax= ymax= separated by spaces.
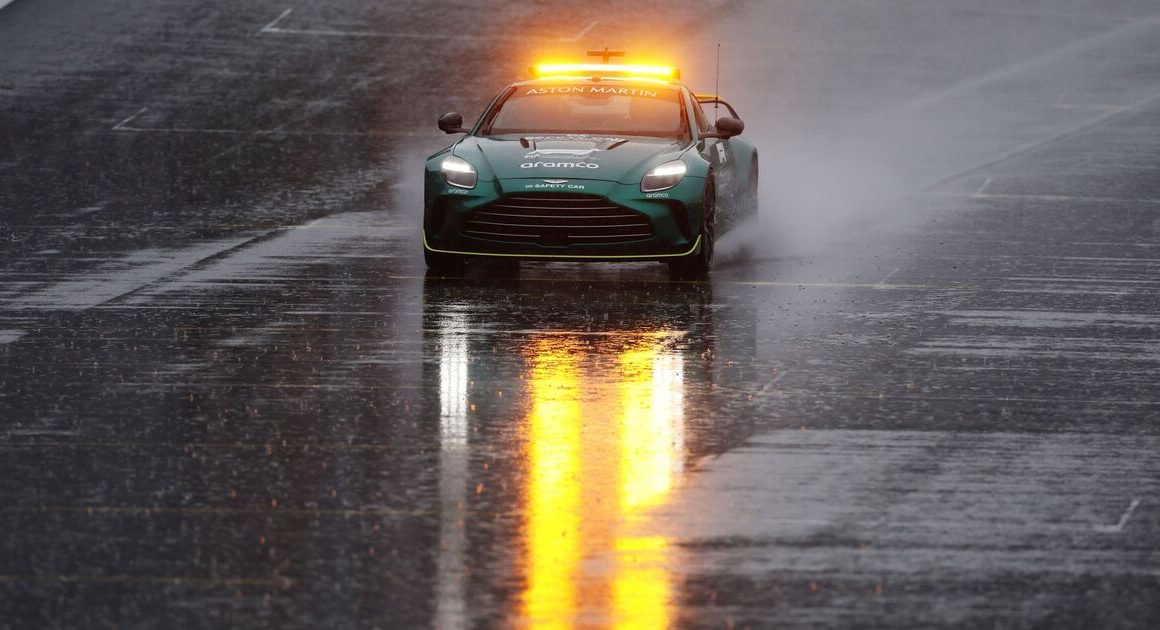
xmin=260 ymin=7 xmax=293 ymax=32
xmin=110 ymin=107 xmax=430 ymax=138
xmin=1093 ymin=498 xmax=1141 ymax=534
xmin=757 ymin=369 xmax=790 ymax=396
xmin=259 ymin=8 xmax=596 ymax=42
xmin=875 ymin=267 xmax=901 ymax=287
xmin=568 ymin=20 xmax=598 ymax=41
xmin=113 ymin=126 xmax=431 ymax=138
xmin=923 ymin=97 xmax=1159 ymax=190
xmin=922 ymin=192 xmax=1160 ymax=205
xmin=0 ymin=330 xmax=26 ymax=345
xmin=0 ymin=0 xmax=17 ymax=12
xmin=897 ymin=12 xmax=1160 ymax=116
xmin=112 ymin=107 xmax=149 ymax=130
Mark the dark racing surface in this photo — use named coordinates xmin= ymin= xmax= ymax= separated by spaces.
xmin=2 ymin=0 xmax=1159 ymax=627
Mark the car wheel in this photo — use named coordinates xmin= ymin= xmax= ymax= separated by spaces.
xmin=669 ymin=174 xmax=716 ymax=278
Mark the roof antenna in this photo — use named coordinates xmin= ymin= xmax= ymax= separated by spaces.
xmin=714 ymin=42 xmax=721 ymax=124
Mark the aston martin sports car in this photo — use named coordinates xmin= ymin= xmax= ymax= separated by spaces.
xmin=422 ymin=56 xmax=758 ymax=275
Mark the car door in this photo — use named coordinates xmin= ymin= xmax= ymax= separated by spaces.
xmin=689 ymin=93 xmax=741 ymax=232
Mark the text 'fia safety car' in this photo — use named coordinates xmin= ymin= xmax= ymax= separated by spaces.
xmin=423 ymin=52 xmax=758 ymax=276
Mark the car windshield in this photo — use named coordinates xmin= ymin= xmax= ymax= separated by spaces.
xmin=483 ymin=84 xmax=685 ymax=138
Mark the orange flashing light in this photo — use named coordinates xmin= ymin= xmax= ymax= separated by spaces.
xmin=531 ymin=63 xmax=680 ymax=81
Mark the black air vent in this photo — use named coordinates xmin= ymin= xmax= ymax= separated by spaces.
xmin=463 ymin=194 xmax=653 ymax=246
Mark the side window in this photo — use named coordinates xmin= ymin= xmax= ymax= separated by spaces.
xmin=690 ymin=96 xmax=710 ymax=134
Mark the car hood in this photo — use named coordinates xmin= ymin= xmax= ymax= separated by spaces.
xmin=456 ymin=135 xmax=684 ymax=182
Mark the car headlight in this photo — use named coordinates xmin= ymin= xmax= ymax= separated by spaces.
xmin=641 ymin=160 xmax=687 ymax=192
xmin=441 ymin=155 xmax=477 ymax=189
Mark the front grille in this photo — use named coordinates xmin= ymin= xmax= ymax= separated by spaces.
xmin=463 ymin=194 xmax=654 ymax=246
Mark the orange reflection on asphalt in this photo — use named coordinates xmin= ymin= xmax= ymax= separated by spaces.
xmin=521 ymin=333 xmax=684 ymax=629
xmin=524 ymin=337 xmax=583 ymax=629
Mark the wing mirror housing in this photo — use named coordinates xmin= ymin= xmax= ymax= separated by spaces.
xmin=703 ymin=116 xmax=744 ymax=139
xmin=438 ymin=112 xmax=468 ymax=134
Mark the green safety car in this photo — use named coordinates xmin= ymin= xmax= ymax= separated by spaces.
xmin=423 ymin=56 xmax=758 ymax=276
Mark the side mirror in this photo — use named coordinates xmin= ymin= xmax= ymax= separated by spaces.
xmin=706 ymin=116 xmax=744 ymax=139
xmin=438 ymin=112 xmax=468 ymax=134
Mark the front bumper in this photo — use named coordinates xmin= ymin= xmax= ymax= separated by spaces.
xmin=422 ymin=177 xmax=706 ymax=260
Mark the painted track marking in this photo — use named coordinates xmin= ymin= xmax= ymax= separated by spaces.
xmin=922 ymin=191 xmax=1160 ymax=205
xmin=110 ymin=105 xmax=429 ymax=137
xmin=924 ymin=93 xmax=1160 ymax=190
xmin=875 ymin=267 xmax=901 ymax=287
xmin=1094 ymin=498 xmax=1141 ymax=533
xmin=260 ymin=7 xmax=293 ymax=32
xmin=896 ymin=12 xmax=1160 ymax=116
xmin=0 ymin=329 xmax=25 ymax=344
xmin=111 ymin=107 xmax=149 ymax=130
xmin=260 ymin=8 xmax=597 ymax=42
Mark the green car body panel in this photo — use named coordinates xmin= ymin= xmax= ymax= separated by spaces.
xmin=423 ymin=76 xmax=758 ymax=263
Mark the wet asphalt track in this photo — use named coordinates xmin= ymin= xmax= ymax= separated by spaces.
xmin=2 ymin=0 xmax=1160 ymax=627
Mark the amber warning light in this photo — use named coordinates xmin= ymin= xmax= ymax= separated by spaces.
xmin=530 ymin=49 xmax=680 ymax=81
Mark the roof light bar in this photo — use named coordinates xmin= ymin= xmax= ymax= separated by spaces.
xmin=530 ymin=63 xmax=680 ymax=81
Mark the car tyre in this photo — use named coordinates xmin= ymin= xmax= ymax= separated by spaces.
xmin=669 ymin=174 xmax=716 ymax=278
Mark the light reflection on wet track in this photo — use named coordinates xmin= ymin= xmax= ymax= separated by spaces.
xmin=3 ymin=0 xmax=1160 ymax=627
xmin=517 ymin=333 xmax=682 ymax=628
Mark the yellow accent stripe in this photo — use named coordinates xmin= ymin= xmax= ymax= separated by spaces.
xmin=422 ymin=231 xmax=699 ymax=260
